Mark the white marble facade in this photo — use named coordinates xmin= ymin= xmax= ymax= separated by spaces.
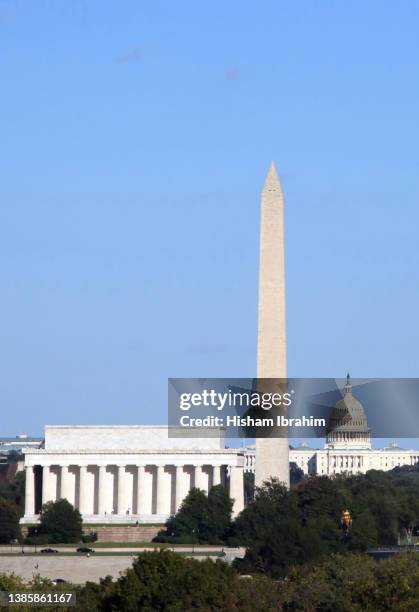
xmin=21 ymin=426 xmax=245 ymax=524
xmin=244 ymin=444 xmax=419 ymax=477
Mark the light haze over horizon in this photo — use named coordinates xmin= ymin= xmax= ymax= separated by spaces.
xmin=1 ymin=2 xmax=419 ymax=444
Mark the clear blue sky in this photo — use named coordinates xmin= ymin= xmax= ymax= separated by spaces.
xmin=1 ymin=2 xmax=418 ymax=442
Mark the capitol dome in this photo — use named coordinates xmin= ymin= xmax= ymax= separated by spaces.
xmin=325 ymin=375 xmax=371 ymax=450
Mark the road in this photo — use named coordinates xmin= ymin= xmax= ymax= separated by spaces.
xmin=0 ymin=545 xmax=240 ymax=554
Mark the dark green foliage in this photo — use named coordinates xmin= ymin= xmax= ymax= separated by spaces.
xmin=81 ymin=530 xmax=98 ymax=543
xmin=207 ymin=484 xmax=233 ymax=542
xmin=279 ymin=552 xmax=419 ymax=611
xmin=234 ymin=468 xmax=419 ymax=577
xmin=5 ymin=551 xmax=419 ymax=611
xmin=0 ymin=498 xmax=20 ymax=543
xmin=101 ymin=550 xmax=237 ymax=611
xmin=24 ymin=533 xmax=49 ymax=545
xmin=233 ymin=478 xmax=340 ymax=577
xmin=74 ymin=577 xmax=115 ymax=612
xmin=39 ymin=498 xmax=82 ymax=543
xmin=244 ymin=463 xmax=304 ymax=505
xmin=0 ymin=470 xmax=25 ymax=515
xmin=244 ymin=470 xmax=254 ymax=505
xmin=346 ymin=507 xmax=378 ymax=551
xmin=289 ymin=461 xmax=305 ymax=486
xmin=0 ymin=571 xmax=109 ymax=612
xmin=160 ymin=487 xmax=208 ymax=542
xmin=155 ymin=485 xmax=233 ymax=544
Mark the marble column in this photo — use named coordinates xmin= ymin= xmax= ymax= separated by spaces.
xmin=117 ymin=466 xmax=127 ymax=515
xmin=42 ymin=465 xmax=55 ymax=506
xmin=24 ymin=466 xmax=35 ymax=516
xmin=229 ymin=465 xmax=244 ymax=517
xmin=194 ymin=465 xmax=207 ymax=493
xmin=175 ymin=465 xmax=184 ymax=511
xmin=60 ymin=466 xmax=73 ymax=504
xmin=97 ymin=465 xmax=107 ymax=515
xmin=136 ymin=465 xmax=145 ymax=515
xmin=78 ymin=466 xmax=90 ymax=515
xmin=212 ymin=465 xmax=222 ymax=487
xmin=156 ymin=465 xmax=166 ymax=515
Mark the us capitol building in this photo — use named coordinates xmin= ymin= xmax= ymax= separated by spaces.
xmin=21 ymin=376 xmax=419 ymax=526
xmin=245 ymin=375 xmax=419 ymax=477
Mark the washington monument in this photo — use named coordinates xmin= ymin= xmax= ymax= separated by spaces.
xmin=255 ymin=162 xmax=290 ymax=488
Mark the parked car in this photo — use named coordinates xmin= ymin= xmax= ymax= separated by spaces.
xmin=76 ymin=546 xmax=95 ymax=553
xmin=52 ymin=578 xmax=66 ymax=585
xmin=40 ymin=548 xmax=59 ymax=554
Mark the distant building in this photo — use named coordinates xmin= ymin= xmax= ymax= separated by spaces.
xmin=0 ymin=434 xmax=42 ymax=454
xmin=0 ymin=435 xmax=42 ymax=473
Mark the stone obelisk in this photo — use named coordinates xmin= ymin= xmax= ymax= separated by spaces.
xmin=255 ymin=162 xmax=290 ymax=488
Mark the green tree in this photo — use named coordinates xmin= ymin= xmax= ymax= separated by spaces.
xmin=206 ymin=484 xmax=233 ymax=543
xmin=4 ymin=550 xmax=419 ymax=611
xmin=244 ymin=471 xmax=255 ymax=505
xmin=243 ymin=463 xmax=304 ymax=504
xmin=73 ymin=576 xmax=114 ymax=612
xmin=40 ymin=498 xmax=82 ymax=543
xmin=347 ymin=507 xmax=379 ymax=551
xmin=234 ymin=469 xmax=419 ymax=576
xmin=0 ymin=470 xmax=25 ymax=515
xmin=276 ymin=552 xmax=419 ymax=611
xmin=234 ymin=478 xmax=348 ymax=576
xmin=290 ymin=461 xmax=305 ymax=486
xmin=233 ymin=479 xmax=316 ymax=576
xmin=168 ymin=487 xmax=209 ymax=542
xmin=156 ymin=485 xmax=234 ymax=544
xmin=281 ymin=553 xmax=377 ymax=611
xmin=101 ymin=550 xmax=237 ymax=612
xmin=0 ymin=498 xmax=20 ymax=543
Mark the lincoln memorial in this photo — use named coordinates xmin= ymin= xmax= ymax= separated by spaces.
xmin=20 ymin=163 xmax=288 ymax=527
xmin=21 ymin=425 xmax=245 ymax=525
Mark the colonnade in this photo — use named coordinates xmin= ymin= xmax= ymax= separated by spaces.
xmin=24 ymin=462 xmax=244 ymax=519
xmin=330 ymin=455 xmax=363 ymax=470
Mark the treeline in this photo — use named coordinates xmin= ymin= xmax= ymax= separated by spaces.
xmin=0 ymin=471 xmax=24 ymax=544
xmin=157 ymin=468 xmax=419 ymax=577
xmin=234 ymin=468 xmax=419 ymax=576
xmin=3 ymin=549 xmax=419 ymax=611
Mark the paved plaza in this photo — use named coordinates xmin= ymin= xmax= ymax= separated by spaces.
xmin=0 ymin=555 xmax=135 ymax=584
